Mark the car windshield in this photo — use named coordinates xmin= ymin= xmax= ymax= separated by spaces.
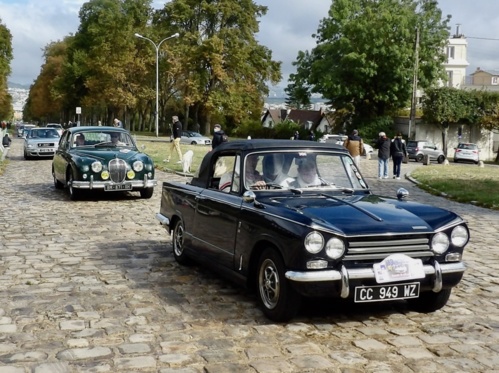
xmin=71 ymin=131 xmax=134 ymax=148
xmin=242 ymin=151 xmax=368 ymax=191
xmin=190 ymin=132 xmax=202 ymax=137
xmin=28 ymin=129 xmax=59 ymax=138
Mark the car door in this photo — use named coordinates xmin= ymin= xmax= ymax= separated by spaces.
xmin=191 ymin=153 xmax=242 ymax=269
xmin=424 ymin=143 xmax=437 ymax=160
xmin=52 ymin=132 xmax=71 ymax=183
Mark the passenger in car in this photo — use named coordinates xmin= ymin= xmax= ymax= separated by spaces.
xmin=262 ymin=153 xmax=293 ymax=186
xmin=282 ymin=158 xmax=321 ymax=188
xmin=75 ymin=134 xmax=85 ymax=146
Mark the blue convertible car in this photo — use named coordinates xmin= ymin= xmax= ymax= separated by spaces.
xmin=156 ymin=139 xmax=468 ymax=321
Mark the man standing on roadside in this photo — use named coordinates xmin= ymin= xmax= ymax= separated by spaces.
xmin=165 ymin=115 xmax=183 ymax=163
xmin=376 ymin=132 xmax=391 ymax=179
xmin=212 ymin=124 xmax=227 ymax=150
xmin=344 ymin=129 xmax=364 ymax=166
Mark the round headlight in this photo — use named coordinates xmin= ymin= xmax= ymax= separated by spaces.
xmin=451 ymin=225 xmax=469 ymax=247
xmin=91 ymin=161 xmax=102 ymax=173
xmin=325 ymin=238 xmax=345 ymax=259
xmin=305 ymin=231 xmax=324 ymax=254
xmin=431 ymin=232 xmax=450 ymax=254
xmin=133 ymin=161 xmax=144 ymax=172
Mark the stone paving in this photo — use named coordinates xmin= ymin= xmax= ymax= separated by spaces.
xmin=0 ymin=138 xmax=498 ymax=373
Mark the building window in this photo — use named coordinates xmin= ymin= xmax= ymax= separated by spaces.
xmin=492 ymin=76 xmax=498 ymax=85
xmin=446 ymin=46 xmax=455 ymax=59
xmin=447 ymin=71 xmax=454 ymax=87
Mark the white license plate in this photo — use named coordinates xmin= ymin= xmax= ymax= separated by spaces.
xmin=354 ymin=282 xmax=420 ymax=303
xmin=373 ymin=254 xmax=425 ymax=283
xmin=39 ymin=148 xmax=53 ymax=152
xmin=105 ymin=183 xmax=132 ymax=191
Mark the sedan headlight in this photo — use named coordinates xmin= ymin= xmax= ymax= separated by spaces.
xmin=304 ymin=231 xmax=324 ymax=254
xmin=451 ymin=225 xmax=469 ymax=247
xmin=431 ymin=232 xmax=450 ymax=254
xmin=91 ymin=161 xmax=102 ymax=173
xmin=325 ymin=238 xmax=345 ymax=259
xmin=133 ymin=160 xmax=144 ymax=172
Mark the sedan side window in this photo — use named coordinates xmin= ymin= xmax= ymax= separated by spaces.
xmin=216 ymin=155 xmax=238 ymax=193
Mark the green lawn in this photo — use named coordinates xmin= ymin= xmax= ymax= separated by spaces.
xmin=410 ymin=164 xmax=499 ymax=210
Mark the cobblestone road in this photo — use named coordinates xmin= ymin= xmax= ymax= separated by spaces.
xmin=1 ymin=138 xmax=498 ymax=373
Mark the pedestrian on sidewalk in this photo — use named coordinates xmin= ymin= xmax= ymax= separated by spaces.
xmin=376 ymin=132 xmax=390 ymax=179
xmin=344 ymin=129 xmax=364 ymax=167
xmin=212 ymin=124 xmax=227 ymax=150
xmin=165 ymin=115 xmax=183 ymax=163
xmin=390 ymin=132 xmax=407 ymax=179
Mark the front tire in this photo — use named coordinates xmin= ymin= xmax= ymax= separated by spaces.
xmin=68 ymin=170 xmax=81 ymax=201
xmin=172 ymin=219 xmax=192 ymax=265
xmin=437 ymin=155 xmax=445 ymax=164
xmin=407 ymin=288 xmax=452 ymax=313
xmin=257 ymin=248 xmax=301 ymax=322
xmin=140 ymin=188 xmax=154 ymax=199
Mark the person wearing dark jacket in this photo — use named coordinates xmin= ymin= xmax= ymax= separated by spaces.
xmin=165 ymin=116 xmax=183 ymax=163
xmin=212 ymin=124 xmax=226 ymax=150
xmin=376 ymin=132 xmax=391 ymax=179
xmin=390 ymin=132 xmax=407 ymax=179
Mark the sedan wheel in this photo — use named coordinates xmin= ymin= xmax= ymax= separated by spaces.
xmin=140 ymin=188 xmax=154 ymax=199
xmin=191 ymin=141 xmax=197 ymax=145
xmin=407 ymin=288 xmax=452 ymax=313
xmin=416 ymin=154 xmax=424 ymax=162
xmin=437 ymin=155 xmax=445 ymax=164
xmin=172 ymin=219 xmax=191 ymax=265
xmin=257 ymin=248 xmax=301 ymax=322
xmin=68 ymin=171 xmax=81 ymax=201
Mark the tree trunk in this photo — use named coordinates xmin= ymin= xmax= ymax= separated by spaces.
xmin=441 ymin=124 xmax=449 ymax=156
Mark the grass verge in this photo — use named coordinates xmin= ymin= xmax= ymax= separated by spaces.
xmin=410 ymin=164 xmax=499 ymax=210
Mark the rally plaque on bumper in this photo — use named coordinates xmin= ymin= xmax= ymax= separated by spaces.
xmin=105 ymin=183 xmax=132 ymax=191
xmin=354 ymin=254 xmax=424 ymax=303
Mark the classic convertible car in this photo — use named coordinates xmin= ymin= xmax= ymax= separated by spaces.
xmin=156 ymin=140 xmax=468 ymax=321
xmin=52 ymin=126 xmax=157 ymax=200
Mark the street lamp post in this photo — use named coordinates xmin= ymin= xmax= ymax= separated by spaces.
xmin=134 ymin=32 xmax=179 ymax=137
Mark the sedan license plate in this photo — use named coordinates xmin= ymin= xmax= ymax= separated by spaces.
xmin=105 ymin=183 xmax=132 ymax=191
xmin=354 ymin=282 xmax=420 ymax=303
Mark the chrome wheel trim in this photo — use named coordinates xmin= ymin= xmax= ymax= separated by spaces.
xmin=258 ymin=258 xmax=280 ymax=310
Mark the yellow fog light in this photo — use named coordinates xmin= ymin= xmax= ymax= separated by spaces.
xmin=127 ymin=170 xmax=135 ymax=179
xmin=101 ymin=170 xmax=110 ymax=180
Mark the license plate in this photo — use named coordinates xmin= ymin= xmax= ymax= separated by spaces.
xmin=373 ymin=254 xmax=425 ymax=283
xmin=105 ymin=183 xmax=132 ymax=191
xmin=354 ymin=282 xmax=420 ymax=303
xmin=40 ymin=148 xmax=53 ymax=152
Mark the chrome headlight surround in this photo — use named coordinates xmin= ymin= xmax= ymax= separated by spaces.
xmin=91 ymin=161 xmax=102 ymax=173
xmin=451 ymin=225 xmax=469 ymax=247
xmin=431 ymin=232 xmax=450 ymax=254
xmin=325 ymin=237 xmax=346 ymax=259
xmin=133 ymin=160 xmax=144 ymax=172
xmin=304 ymin=231 xmax=324 ymax=254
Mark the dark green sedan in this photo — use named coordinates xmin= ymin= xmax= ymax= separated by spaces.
xmin=52 ymin=126 xmax=157 ymax=200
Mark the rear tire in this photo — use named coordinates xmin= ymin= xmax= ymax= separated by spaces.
xmin=407 ymin=288 xmax=452 ymax=313
xmin=257 ymin=248 xmax=301 ymax=322
xmin=437 ymin=155 xmax=445 ymax=164
xmin=53 ymin=167 xmax=63 ymax=189
xmin=416 ymin=154 xmax=423 ymax=162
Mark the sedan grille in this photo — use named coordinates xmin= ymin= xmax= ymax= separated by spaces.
xmin=38 ymin=143 xmax=56 ymax=147
xmin=108 ymin=159 xmax=127 ymax=183
xmin=345 ymin=236 xmax=432 ymax=262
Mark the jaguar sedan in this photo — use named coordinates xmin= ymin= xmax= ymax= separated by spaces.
xmin=52 ymin=127 xmax=157 ymax=200
xmin=24 ymin=127 xmax=60 ymax=159
xmin=156 ymin=140 xmax=469 ymax=321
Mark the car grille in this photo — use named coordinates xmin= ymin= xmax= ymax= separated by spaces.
xmin=38 ymin=143 xmax=56 ymax=147
xmin=344 ymin=236 xmax=432 ymax=263
xmin=108 ymin=159 xmax=127 ymax=183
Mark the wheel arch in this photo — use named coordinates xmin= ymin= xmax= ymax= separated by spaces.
xmin=246 ymin=239 xmax=282 ymax=291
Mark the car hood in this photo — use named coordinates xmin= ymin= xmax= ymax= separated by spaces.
xmin=261 ymin=194 xmax=461 ymax=235
xmin=72 ymin=148 xmax=145 ymax=162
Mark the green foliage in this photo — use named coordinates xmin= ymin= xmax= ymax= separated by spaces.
xmin=293 ymin=0 xmax=449 ymax=121
xmin=353 ymin=116 xmax=395 ymax=145
xmin=285 ymin=51 xmax=312 ymax=109
xmin=0 ymin=19 xmax=13 ymax=120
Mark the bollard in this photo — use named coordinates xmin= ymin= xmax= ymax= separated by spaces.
xmin=423 ymin=154 xmax=430 ymax=165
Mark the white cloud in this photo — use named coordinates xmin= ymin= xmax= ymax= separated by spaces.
xmin=2 ymin=0 xmax=499 ymax=85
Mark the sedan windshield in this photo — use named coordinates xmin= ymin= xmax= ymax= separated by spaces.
xmin=71 ymin=131 xmax=134 ymax=148
xmin=242 ymin=151 xmax=368 ymax=191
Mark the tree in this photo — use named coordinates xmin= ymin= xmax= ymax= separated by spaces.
xmin=285 ymin=51 xmax=312 ymax=109
xmin=154 ymin=0 xmax=281 ymax=134
xmin=422 ymin=86 xmax=468 ymax=155
xmin=0 ymin=19 xmax=13 ymax=120
xmin=294 ymin=0 xmax=450 ymax=122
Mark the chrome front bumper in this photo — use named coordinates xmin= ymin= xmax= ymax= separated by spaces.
xmin=72 ymin=176 xmax=157 ymax=190
xmin=285 ymin=261 xmax=466 ymax=298
xmin=155 ymin=213 xmax=170 ymax=226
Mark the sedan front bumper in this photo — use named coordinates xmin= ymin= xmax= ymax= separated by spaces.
xmin=285 ymin=261 xmax=466 ymax=298
xmin=72 ymin=177 xmax=157 ymax=190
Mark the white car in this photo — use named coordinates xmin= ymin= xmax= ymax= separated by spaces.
xmin=363 ymin=143 xmax=374 ymax=156
xmin=24 ymin=127 xmax=60 ymax=159
xmin=454 ymin=143 xmax=479 ymax=164
xmin=46 ymin=123 xmax=64 ymax=136
xmin=171 ymin=131 xmax=212 ymax=145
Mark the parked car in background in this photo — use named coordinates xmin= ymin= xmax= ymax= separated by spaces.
xmin=170 ymin=131 xmax=212 ymax=145
xmin=23 ymin=127 xmax=60 ymax=159
xmin=407 ymin=140 xmax=446 ymax=163
xmin=319 ymin=134 xmax=373 ymax=156
xmin=46 ymin=123 xmax=64 ymax=136
xmin=454 ymin=143 xmax=479 ymax=164
xmin=52 ymin=126 xmax=157 ymax=200
xmin=156 ymin=139 xmax=469 ymax=321
xmin=17 ymin=123 xmax=36 ymax=138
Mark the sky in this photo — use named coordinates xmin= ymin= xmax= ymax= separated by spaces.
xmin=1 ymin=0 xmax=499 ymax=87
